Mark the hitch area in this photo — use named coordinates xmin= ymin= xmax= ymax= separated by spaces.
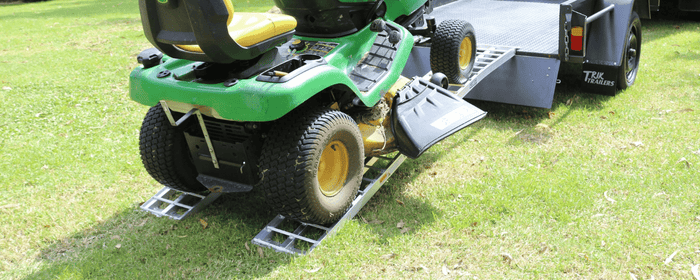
xmin=392 ymin=78 xmax=487 ymax=158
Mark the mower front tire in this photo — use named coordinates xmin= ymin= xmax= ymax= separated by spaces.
xmin=260 ymin=108 xmax=364 ymax=225
xmin=430 ymin=19 xmax=477 ymax=84
xmin=139 ymin=105 xmax=207 ymax=193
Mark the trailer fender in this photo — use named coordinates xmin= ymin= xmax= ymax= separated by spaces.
xmin=580 ymin=0 xmax=638 ymax=95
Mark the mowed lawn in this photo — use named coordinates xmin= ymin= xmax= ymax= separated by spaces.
xmin=0 ymin=0 xmax=698 ymax=279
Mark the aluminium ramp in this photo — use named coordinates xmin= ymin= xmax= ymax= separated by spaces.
xmin=140 ymin=187 xmax=223 ymax=220
xmin=450 ymin=45 xmax=517 ymax=98
xmin=403 ymin=44 xmax=516 ymax=90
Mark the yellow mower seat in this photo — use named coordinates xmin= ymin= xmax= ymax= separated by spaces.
xmin=177 ymin=1 xmax=296 ymax=52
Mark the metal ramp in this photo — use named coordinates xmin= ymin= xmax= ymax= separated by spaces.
xmin=457 ymin=45 xmax=517 ymax=97
xmin=252 ymin=153 xmax=407 ymax=255
xmin=445 ymin=45 xmax=517 ymax=98
xmin=140 ymin=187 xmax=222 ymax=220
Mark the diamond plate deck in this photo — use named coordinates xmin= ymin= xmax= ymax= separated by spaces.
xmin=432 ymin=0 xmax=561 ymax=55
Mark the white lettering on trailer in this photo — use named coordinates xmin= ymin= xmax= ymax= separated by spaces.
xmin=583 ymin=70 xmax=615 ymax=87
xmin=431 ymin=105 xmax=473 ymax=130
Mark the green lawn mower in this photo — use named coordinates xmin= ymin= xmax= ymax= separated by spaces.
xmin=130 ymin=0 xmax=486 ymax=225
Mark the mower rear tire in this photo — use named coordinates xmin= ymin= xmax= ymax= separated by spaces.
xmin=259 ymin=108 xmax=364 ymax=225
xmin=139 ymin=105 xmax=207 ymax=193
xmin=431 ymin=19 xmax=477 ymax=84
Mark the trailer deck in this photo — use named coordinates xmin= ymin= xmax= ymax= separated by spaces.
xmin=434 ymin=0 xmax=561 ymax=56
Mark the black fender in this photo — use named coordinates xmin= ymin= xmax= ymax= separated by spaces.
xmin=578 ymin=0 xmax=639 ymax=94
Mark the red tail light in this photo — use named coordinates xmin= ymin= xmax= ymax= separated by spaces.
xmin=571 ymin=26 xmax=583 ymax=51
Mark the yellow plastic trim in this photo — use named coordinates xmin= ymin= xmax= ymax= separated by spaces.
xmin=229 ymin=13 xmax=297 ymax=47
xmin=318 ymin=140 xmax=349 ymax=197
xmin=177 ymin=12 xmax=297 ymax=52
xmin=459 ymin=37 xmax=473 ymax=70
xmin=224 ymin=0 xmax=233 ymax=26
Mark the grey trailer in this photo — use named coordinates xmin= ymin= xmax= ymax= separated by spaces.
xmin=404 ymin=0 xmax=645 ymax=108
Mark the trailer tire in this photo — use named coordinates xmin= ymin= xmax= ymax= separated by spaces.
xmin=618 ymin=12 xmax=641 ymax=90
xmin=431 ymin=19 xmax=477 ymax=84
xmin=259 ymin=108 xmax=364 ymax=225
xmin=139 ymin=105 xmax=207 ymax=193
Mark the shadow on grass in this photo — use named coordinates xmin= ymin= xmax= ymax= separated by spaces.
xmin=352 ymin=127 xmax=486 ymax=243
xmin=25 ymin=189 xmax=294 ymax=279
xmin=354 ymin=154 xmax=444 ymax=243
xmin=465 ymin=70 xmax=614 ymax=146
xmin=25 ymin=165 xmax=445 ymax=279
xmin=25 ymin=143 xmax=464 ymax=278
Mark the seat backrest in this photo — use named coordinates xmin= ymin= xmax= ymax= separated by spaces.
xmin=139 ymin=0 xmax=286 ymax=63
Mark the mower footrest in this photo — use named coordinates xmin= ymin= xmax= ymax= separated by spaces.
xmin=392 ymin=78 xmax=487 ymax=158
xmin=140 ymin=187 xmax=222 ymax=220
xmin=253 ymin=153 xmax=407 ymax=255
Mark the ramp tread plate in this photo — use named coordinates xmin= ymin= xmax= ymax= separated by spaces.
xmin=423 ymin=45 xmax=516 ymax=98
xmin=140 ymin=187 xmax=222 ymax=220
xmin=457 ymin=45 xmax=517 ymax=98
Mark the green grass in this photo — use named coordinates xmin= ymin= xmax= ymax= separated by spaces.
xmin=1 ymin=0 xmax=699 ymax=279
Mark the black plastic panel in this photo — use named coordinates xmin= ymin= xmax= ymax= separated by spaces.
xmin=183 ymin=117 xmax=261 ymax=186
xmin=391 ymin=78 xmax=486 ymax=159
xmin=139 ymin=0 xmax=294 ymax=63
xmin=256 ymin=55 xmax=327 ymax=83
xmin=350 ymin=31 xmax=397 ymax=92
xmin=273 ymin=0 xmax=375 ymax=37
xmin=196 ymin=174 xmax=253 ymax=193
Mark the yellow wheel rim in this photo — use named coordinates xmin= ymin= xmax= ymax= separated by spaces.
xmin=318 ymin=140 xmax=349 ymax=197
xmin=459 ymin=37 xmax=473 ymax=70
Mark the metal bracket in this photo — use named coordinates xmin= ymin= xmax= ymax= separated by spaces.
xmin=194 ymin=110 xmax=220 ymax=169
xmin=158 ymin=100 xmax=219 ymax=169
xmin=159 ymin=100 xmax=195 ymax=127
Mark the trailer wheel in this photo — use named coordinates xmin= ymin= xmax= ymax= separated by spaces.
xmin=139 ymin=105 xmax=207 ymax=193
xmin=260 ymin=108 xmax=364 ymax=225
xmin=618 ymin=12 xmax=641 ymax=90
xmin=431 ymin=19 xmax=477 ymax=84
